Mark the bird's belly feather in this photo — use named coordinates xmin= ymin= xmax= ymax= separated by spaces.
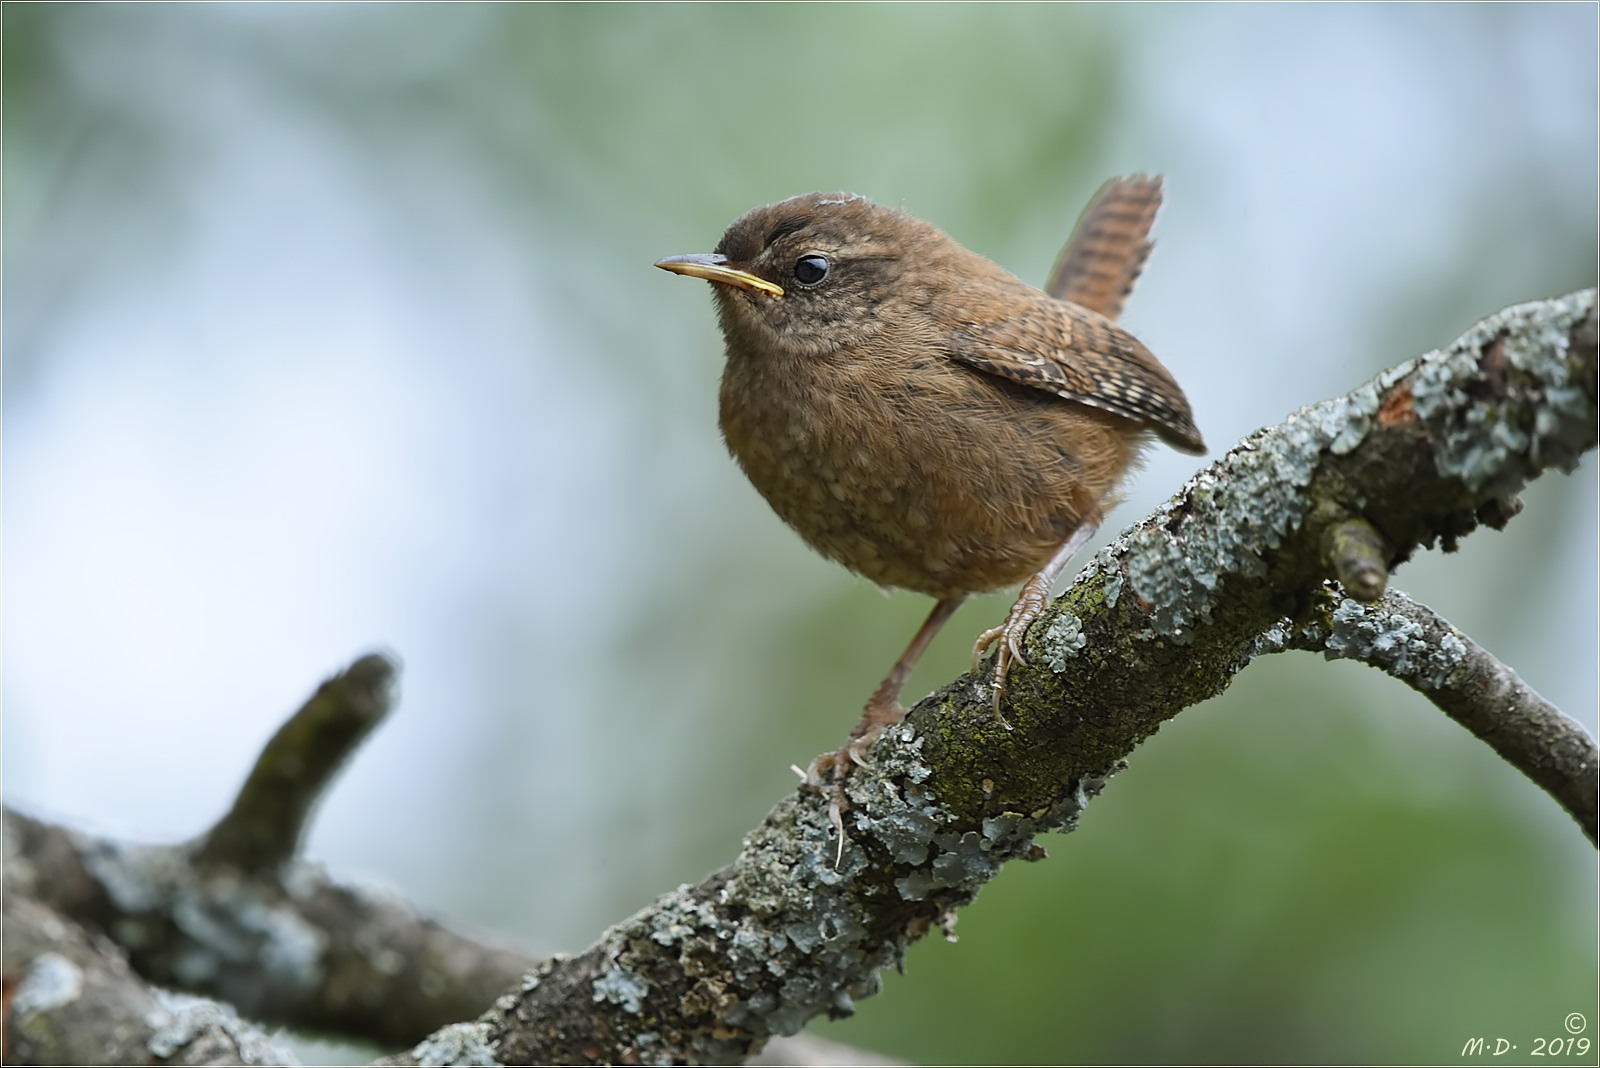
xmin=718 ymin=355 xmax=1140 ymax=598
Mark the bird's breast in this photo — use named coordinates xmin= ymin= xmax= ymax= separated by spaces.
xmin=717 ymin=340 xmax=1142 ymax=598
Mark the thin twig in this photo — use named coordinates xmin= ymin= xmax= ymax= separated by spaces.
xmin=197 ymin=653 xmax=396 ymax=873
xmin=1291 ymin=586 xmax=1598 ymax=842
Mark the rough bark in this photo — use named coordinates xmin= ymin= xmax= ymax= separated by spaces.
xmin=3 ymin=659 xmax=535 ymax=1052
xmin=3 ymin=892 xmax=295 ymax=1066
xmin=379 ymin=292 xmax=1595 ymax=1064
xmin=6 ymin=291 xmax=1594 ymax=1066
xmin=1285 ymin=587 xmax=1596 ymax=840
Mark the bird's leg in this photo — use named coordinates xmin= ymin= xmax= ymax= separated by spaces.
xmin=808 ymin=595 xmax=965 ymax=784
xmin=972 ymin=522 xmax=1099 ymax=726
xmin=807 ymin=596 xmax=965 ymax=849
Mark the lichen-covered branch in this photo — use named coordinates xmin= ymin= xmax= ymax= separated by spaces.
xmin=2 ymin=655 xmax=537 ymax=1049
xmin=1284 ymin=587 xmax=1598 ymax=841
xmin=9 ymin=292 xmax=1592 ymax=1066
xmin=5 ymin=811 xmax=907 ymax=1068
xmin=4 ymin=666 xmax=911 ymax=1067
xmin=198 ymin=653 xmax=396 ymax=874
xmin=3 ymin=891 xmax=295 ymax=1066
xmin=371 ymin=292 xmax=1595 ymax=1065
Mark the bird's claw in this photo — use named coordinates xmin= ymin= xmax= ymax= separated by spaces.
xmin=970 ymin=625 xmax=1004 ymax=672
xmin=971 ymin=577 xmax=1052 ymax=726
xmin=803 ymin=735 xmax=874 ymax=790
xmin=804 ymin=721 xmax=887 ymax=868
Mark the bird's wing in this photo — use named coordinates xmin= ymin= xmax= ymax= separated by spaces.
xmin=1045 ymin=175 xmax=1162 ymax=320
xmin=947 ymin=298 xmax=1206 ymax=455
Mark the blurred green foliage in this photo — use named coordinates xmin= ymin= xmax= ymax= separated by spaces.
xmin=5 ymin=5 xmax=1594 ymax=1065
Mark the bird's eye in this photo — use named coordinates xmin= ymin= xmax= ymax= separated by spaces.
xmin=793 ymin=255 xmax=830 ymax=287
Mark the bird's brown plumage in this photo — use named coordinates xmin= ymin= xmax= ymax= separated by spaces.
xmin=1046 ymin=173 xmax=1164 ymax=317
xmin=658 ymin=177 xmax=1204 ymax=791
xmin=694 ymin=189 xmax=1202 ymax=598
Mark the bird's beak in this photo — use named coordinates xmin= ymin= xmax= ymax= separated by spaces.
xmin=655 ymin=253 xmax=784 ymax=297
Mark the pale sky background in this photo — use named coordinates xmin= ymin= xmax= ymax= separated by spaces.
xmin=6 ymin=5 xmax=1595 ymax=1062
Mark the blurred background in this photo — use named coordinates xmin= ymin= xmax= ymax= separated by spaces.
xmin=5 ymin=5 xmax=1595 ymax=1064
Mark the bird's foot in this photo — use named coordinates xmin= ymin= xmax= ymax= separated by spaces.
xmin=803 ymin=697 xmax=904 ymax=866
xmin=971 ymin=574 xmax=1053 ymax=726
xmin=803 ymin=743 xmax=863 ymax=868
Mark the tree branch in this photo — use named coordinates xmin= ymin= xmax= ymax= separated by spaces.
xmin=197 ymin=653 xmax=395 ymax=874
xmin=4 ymin=665 xmax=910 ymax=1066
xmin=1284 ymin=586 xmax=1597 ymax=841
xmin=374 ymin=292 xmax=1594 ymax=1064
xmin=3 ymin=891 xmax=296 ymax=1066
xmin=3 ymin=656 xmax=536 ymax=1049
xmin=7 ymin=291 xmax=1592 ymax=1065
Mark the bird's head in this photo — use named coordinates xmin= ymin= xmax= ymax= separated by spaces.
xmin=657 ymin=192 xmax=963 ymax=361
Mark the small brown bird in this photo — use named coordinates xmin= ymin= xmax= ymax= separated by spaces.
xmin=658 ymin=176 xmax=1204 ymax=781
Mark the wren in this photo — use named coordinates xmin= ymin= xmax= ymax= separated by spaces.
xmin=658 ymin=176 xmax=1204 ymax=782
